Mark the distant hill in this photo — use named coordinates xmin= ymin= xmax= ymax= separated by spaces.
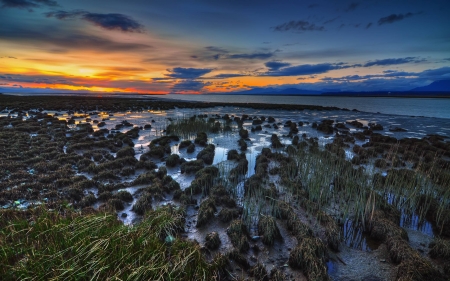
xmin=204 ymin=80 xmax=450 ymax=96
xmin=411 ymin=80 xmax=450 ymax=92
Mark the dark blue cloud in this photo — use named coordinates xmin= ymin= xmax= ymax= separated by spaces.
xmin=45 ymin=10 xmax=85 ymax=19
xmin=263 ymin=63 xmax=349 ymax=76
xmin=345 ymin=2 xmax=359 ymax=12
xmin=378 ymin=12 xmax=415 ymax=25
xmin=273 ymin=20 xmax=324 ymax=32
xmin=210 ymin=73 xmax=247 ymax=79
xmin=0 ymin=0 xmax=58 ymax=10
xmin=46 ymin=10 xmax=144 ymax=32
xmin=382 ymin=70 xmax=416 ymax=77
xmin=0 ymin=73 xmax=81 ymax=86
xmin=165 ymin=67 xmax=213 ymax=79
xmin=365 ymin=23 xmax=372 ymax=29
xmin=83 ymin=13 xmax=143 ymax=32
xmin=265 ymin=61 xmax=291 ymax=71
xmin=418 ymin=67 xmax=450 ymax=78
xmin=0 ymin=26 xmax=152 ymax=51
xmin=195 ymin=46 xmax=273 ymax=61
xmin=364 ymin=57 xmax=423 ymax=67
xmin=205 ymin=46 xmax=228 ymax=53
xmin=227 ymin=53 xmax=274 ymax=60
xmin=171 ymin=80 xmax=209 ymax=92
xmin=319 ymin=67 xmax=450 ymax=83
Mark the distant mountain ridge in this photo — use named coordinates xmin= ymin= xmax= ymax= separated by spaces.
xmin=411 ymin=80 xmax=450 ymax=92
xmin=206 ymin=80 xmax=450 ymax=96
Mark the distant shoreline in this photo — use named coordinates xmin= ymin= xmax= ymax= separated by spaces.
xmin=204 ymin=93 xmax=450 ymax=99
xmin=2 ymin=92 xmax=450 ymax=99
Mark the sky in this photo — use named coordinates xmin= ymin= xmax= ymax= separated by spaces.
xmin=0 ymin=0 xmax=449 ymax=94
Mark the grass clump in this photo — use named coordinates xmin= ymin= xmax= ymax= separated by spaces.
xmin=227 ymin=250 xmax=250 ymax=269
xmin=116 ymin=146 xmax=135 ymax=158
xmin=197 ymin=144 xmax=215 ymax=165
xmin=185 ymin=166 xmax=219 ymax=196
xmin=180 ymin=159 xmax=204 ymax=174
xmin=271 ymin=134 xmax=284 ymax=148
xmin=79 ymin=193 xmax=97 ymax=208
xmin=238 ymin=138 xmax=247 ymax=151
xmin=249 ymin=263 xmax=269 ymax=281
xmin=196 ymin=198 xmax=216 ymax=227
xmin=187 ymin=143 xmax=196 ymax=153
xmin=386 ymin=236 xmax=417 ymax=264
xmin=166 ymin=154 xmax=181 ymax=167
xmin=369 ymin=216 xmax=409 ymax=242
xmin=167 ymin=117 xmax=226 ymax=139
xmin=229 ymin=153 xmax=248 ymax=182
xmin=132 ymin=192 xmax=153 ymax=215
xmin=115 ymin=190 xmax=133 ymax=202
xmin=257 ymin=215 xmax=282 ymax=246
xmin=227 ymin=219 xmax=249 ymax=252
xmin=151 ymin=135 xmax=180 ymax=146
xmin=106 ymin=198 xmax=125 ymax=211
xmin=218 ymin=208 xmax=240 ymax=223
xmin=288 ymin=237 xmax=329 ymax=281
xmin=205 ymin=232 xmax=221 ymax=249
xmin=239 ymin=129 xmax=248 ymax=139
xmin=429 ymin=238 xmax=450 ymax=259
xmin=195 ymin=132 xmax=208 ymax=146
xmin=179 ymin=140 xmax=192 ymax=149
xmin=396 ymin=259 xmax=445 ymax=281
xmin=227 ymin=149 xmax=240 ymax=161
xmin=210 ymin=185 xmax=237 ymax=207
xmin=0 ymin=206 xmax=215 ymax=280
xmin=136 ymin=158 xmax=158 ymax=170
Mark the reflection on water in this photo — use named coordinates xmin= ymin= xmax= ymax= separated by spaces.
xmin=343 ymin=219 xmax=381 ymax=251
xmin=326 ymin=260 xmax=337 ymax=275
xmin=400 ymin=212 xmax=434 ymax=237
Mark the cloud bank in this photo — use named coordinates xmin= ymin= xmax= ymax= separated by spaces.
xmin=46 ymin=10 xmax=144 ymax=32
xmin=0 ymin=0 xmax=58 ymax=10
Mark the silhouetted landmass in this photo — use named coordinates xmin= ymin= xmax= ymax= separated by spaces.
xmin=320 ymin=91 xmax=450 ymax=97
xmin=411 ymin=80 xmax=450 ymax=92
xmin=205 ymin=80 xmax=450 ymax=97
xmin=0 ymin=94 xmax=347 ymax=113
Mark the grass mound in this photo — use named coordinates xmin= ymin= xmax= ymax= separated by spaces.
xmin=249 ymin=263 xmax=269 ymax=281
xmin=257 ymin=215 xmax=282 ymax=246
xmin=0 ymin=206 xmax=217 ymax=280
xmin=196 ymin=198 xmax=216 ymax=227
xmin=288 ymin=237 xmax=329 ymax=281
xmin=197 ymin=144 xmax=215 ymax=165
xmin=205 ymin=232 xmax=221 ymax=249
xmin=227 ymin=219 xmax=250 ymax=252
xmin=132 ymin=192 xmax=153 ymax=215
xmin=429 ymin=238 xmax=450 ymax=259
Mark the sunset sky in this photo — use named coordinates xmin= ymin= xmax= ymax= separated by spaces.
xmin=1 ymin=0 xmax=449 ymax=94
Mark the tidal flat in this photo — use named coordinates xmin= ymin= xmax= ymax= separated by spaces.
xmin=1 ymin=95 xmax=450 ymax=281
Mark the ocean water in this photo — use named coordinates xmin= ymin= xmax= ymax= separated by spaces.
xmin=155 ymin=94 xmax=450 ymax=119
xmin=3 ymin=92 xmax=450 ymax=119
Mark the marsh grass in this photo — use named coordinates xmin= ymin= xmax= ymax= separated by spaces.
xmin=291 ymin=144 xmax=450 ymax=239
xmin=227 ymin=219 xmax=250 ymax=252
xmin=257 ymin=215 xmax=281 ymax=246
xmin=166 ymin=116 xmax=235 ymax=140
xmin=0 ymin=206 xmax=218 ymax=281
